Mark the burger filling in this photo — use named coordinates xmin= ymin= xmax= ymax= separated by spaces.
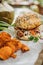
xmin=15 ymin=25 xmax=43 ymax=41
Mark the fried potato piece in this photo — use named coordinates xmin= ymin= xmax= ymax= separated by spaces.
xmin=6 ymin=41 xmax=16 ymax=53
xmin=0 ymin=46 xmax=12 ymax=60
xmin=12 ymin=38 xmax=22 ymax=50
xmin=13 ymin=39 xmax=22 ymax=50
xmin=11 ymin=54 xmax=17 ymax=58
xmin=0 ymin=32 xmax=11 ymax=48
xmin=0 ymin=32 xmax=30 ymax=60
xmin=6 ymin=38 xmax=22 ymax=52
xmin=0 ymin=39 xmax=4 ymax=48
xmin=15 ymin=42 xmax=22 ymax=51
xmin=21 ymin=44 xmax=30 ymax=52
xmin=10 ymin=38 xmax=21 ymax=45
xmin=0 ymin=32 xmax=11 ymax=42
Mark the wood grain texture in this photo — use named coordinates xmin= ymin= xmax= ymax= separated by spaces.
xmin=35 ymin=50 xmax=43 ymax=65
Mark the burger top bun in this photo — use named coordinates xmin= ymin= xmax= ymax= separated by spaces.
xmin=15 ymin=13 xmax=41 ymax=30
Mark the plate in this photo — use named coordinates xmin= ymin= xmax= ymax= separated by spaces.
xmin=0 ymin=8 xmax=43 ymax=65
xmin=2 ymin=26 xmax=42 ymax=65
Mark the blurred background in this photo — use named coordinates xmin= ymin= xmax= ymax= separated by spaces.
xmin=0 ymin=0 xmax=43 ymax=25
xmin=7 ymin=0 xmax=43 ymax=15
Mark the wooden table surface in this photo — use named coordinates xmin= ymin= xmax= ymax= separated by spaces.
xmin=35 ymin=50 xmax=43 ymax=65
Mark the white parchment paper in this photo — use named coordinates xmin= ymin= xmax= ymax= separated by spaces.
xmin=0 ymin=8 xmax=43 ymax=65
xmin=2 ymin=26 xmax=43 ymax=65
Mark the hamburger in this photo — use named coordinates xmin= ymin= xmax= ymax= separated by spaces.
xmin=14 ymin=13 xmax=43 ymax=41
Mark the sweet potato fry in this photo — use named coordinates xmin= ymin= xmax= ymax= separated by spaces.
xmin=0 ymin=32 xmax=11 ymax=42
xmin=16 ymin=42 xmax=22 ymax=50
xmin=11 ymin=54 xmax=17 ymax=58
xmin=0 ymin=46 xmax=12 ymax=60
xmin=0 ymin=32 xmax=11 ymax=48
xmin=6 ymin=41 xmax=16 ymax=53
xmin=10 ymin=38 xmax=20 ymax=45
xmin=7 ymin=39 xmax=22 ymax=51
xmin=12 ymin=39 xmax=22 ymax=51
xmin=0 ymin=39 xmax=4 ymax=48
xmin=21 ymin=44 xmax=30 ymax=52
xmin=0 ymin=32 xmax=30 ymax=60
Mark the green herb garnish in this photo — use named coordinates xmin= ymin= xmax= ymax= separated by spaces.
xmin=29 ymin=36 xmax=39 ymax=42
xmin=29 ymin=36 xmax=34 ymax=41
xmin=33 ymin=37 xmax=39 ymax=42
